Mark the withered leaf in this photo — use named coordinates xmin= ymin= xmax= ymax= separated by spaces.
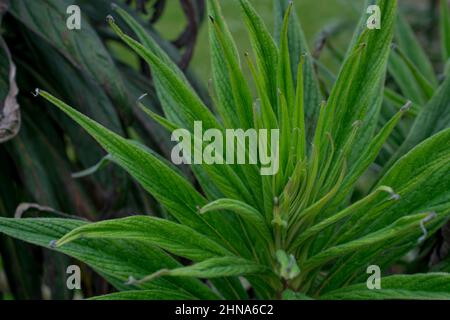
xmin=0 ymin=37 xmax=20 ymax=143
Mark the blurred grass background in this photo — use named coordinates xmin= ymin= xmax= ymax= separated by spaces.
xmin=153 ymin=0 xmax=364 ymax=80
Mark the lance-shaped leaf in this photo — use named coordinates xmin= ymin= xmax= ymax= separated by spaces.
xmin=274 ymin=0 xmax=321 ymax=134
xmin=56 ymin=216 xmax=232 ymax=261
xmin=386 ymin=76 xmax=450 ymax=168
xmin=239 ymin=0 xmax=278 ymax=108
xmin=316 ymin=209 xmax=450 ymax=294
xmin=326 ymin=103 xmax=409 ymax=209
xmin=0 ymin=217 xmax=218 ymax=299
xmin=292 ymin=186 xmax=398 ymax=250
xmin=112 ymin=18 xmax=266 ymax=219
xmin=391 ymin=45 xmax=435 ymax=100
xmin=36 ymin=90 xmax=250 ymax=257
xmin=395 ymin=13 xmax=437 ymax=86
xmin=388 ymin=50 xmax=427 ymax=105
xmin=324 ymin=0 xmax=396 ymax=158
xmin=208 ymin=4 xmax=254 ymax=129
xmin=207 ymin=0 xmax=247 ymax=129
xmin=135 ymin=257 xmax=273 ymax=282
xmin=372 ymin=127 xmax=450 ymax=230
xmin=107 ymin=15 xmax=219 ymax=132
xmin=111 ymin=4 xmax=187 ymax=81
xmin=303 ymin=212 xmax=437 ymax=271
xmin=139 ymin=101 xmax=262 ymax=213
xmin=321 ymin=274 xmax=450 ymax=300
xmin=200 ymin=199 xmax=272 ymax=245
xmin=277 ymin=3 xmax=295 ymax=116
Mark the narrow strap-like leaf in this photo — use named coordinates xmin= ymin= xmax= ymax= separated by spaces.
xmin=386 ymin=76 xmax=450 ymax=169
xmin=273 ymin=0 xmax=321 ymax=134
xmin=36 ymin=90 xmax=250 ymax=257
xmin=291 ymin=186 xmax=398 ymax=250
xmin=395 ymin=13 xmax=437 ymax=85
xmin=107 ymin=15 xmax=220 ymax=132
xmin=132 ymin=257 xmax=274 ymax=284
xmin=303 ymin=212 xmax=436 ymax=271
xmin=321 ymin=273 xmax=450 ymax=300
xmin=239 ymin=0 xmax=278 ymax=108
xmin=0 ymin=217 xmax=217 ymax=299
xmin=56 ymin=216 xmax=232 ymax=261
xmin=200 ymin=199 xmax=272 ymax=245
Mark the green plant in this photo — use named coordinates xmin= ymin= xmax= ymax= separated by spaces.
xmin=0 ymin=0 xmax=205 ymax=299
xmin=310 ymin=0 xmax=450 ymax=272
xmin=1 ymin=0 xmax=449 ymax=300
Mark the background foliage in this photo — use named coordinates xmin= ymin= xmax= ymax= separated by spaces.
xmin=0 ymin=0 xmax=449 ymax=300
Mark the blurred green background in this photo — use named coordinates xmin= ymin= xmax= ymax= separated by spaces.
xmin=153 ymin=0 xmax=363 ymax=80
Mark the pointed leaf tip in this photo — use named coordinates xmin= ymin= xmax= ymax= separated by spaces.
xmin=418 ymin=212 xmax=437 ymax=243
xmin=106 ymin=15 xmax=115 ymax=23
xmin=125 ymin=276 xmax=136 ymax=286
xmin=136 ymin=93 xmax=148 ymax=103
xmin=32 ymin=88 xmax=40 ymax=97
xmin=49 ymin=240 xmax=57 ymax=248
xmin=132 ymin=269 xmax=170 ymax=285
xmin=400 ymin=100 xmax=413 ymax=112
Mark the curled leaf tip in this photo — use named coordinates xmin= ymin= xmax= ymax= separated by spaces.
xmin=287 ymin=1 xmax=294 ymax=11
xmin=400 ymin=101 xmax=413 ymax=112
xmin=273 ymin=197 xmax=279 ymax=206
xmin=137 ymin=93 xmax=148 ymax=103
xmin=352 ymin=120 xmax=363 ymax=128
xmin=299 ymin=54 xmax=306 ymax=64
xmin=272 ymin=216 xmax=288 ymax=228
xmin=125 ymin=276 xmax=137 ymax=285
xmin=106 ymin=14 xmax=115 ymax=23
xmin=49 ymin=240 xmax=57 ymax=248
xmin=389 ymin=193 xmax=401 ymax=201
xmin=131 ymin=269 xmax=169 ymax=285
xmin=380 ymin=186 xmax=401 ymax=200
xmin=418 ymin=212 xmax=437 ymax=243
xmin=32 ymin=88 xmax=40 ymax=97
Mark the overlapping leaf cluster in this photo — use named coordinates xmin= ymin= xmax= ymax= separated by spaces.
xmin=0 ymin=0 xmax=204 ymax=299
xmin=0 ymin=0 xmax=449 ymax=300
